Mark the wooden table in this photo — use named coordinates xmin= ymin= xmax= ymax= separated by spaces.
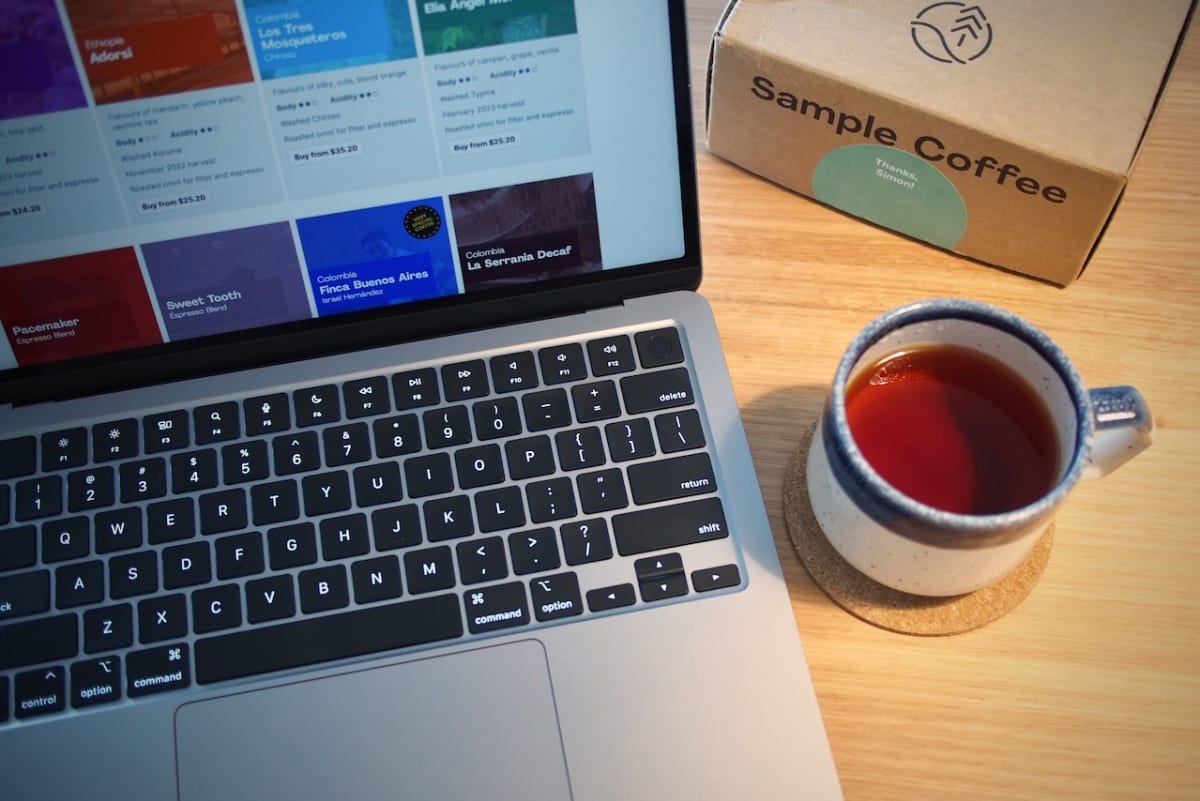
xmin=684 ymin=3 xmax=1200 ymax=799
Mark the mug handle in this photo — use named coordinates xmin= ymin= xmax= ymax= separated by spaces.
xmin=1081 ymin=386 xmax=1155 ymax=480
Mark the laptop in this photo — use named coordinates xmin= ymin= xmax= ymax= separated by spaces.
xmin=0 ymin=1 xmax=842 ymax=798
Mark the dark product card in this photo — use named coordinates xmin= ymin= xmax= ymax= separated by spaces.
xmin=0 ymin=0 xmax=88 ymax=121
xmin=451 ymin=173 xmax=601 ymax=292
xmin=141 ymin=222 xmax=313 ymax=341
xmin=0 ymin=248 xmax=162 ymax=366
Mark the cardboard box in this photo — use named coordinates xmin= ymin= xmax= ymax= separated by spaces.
xmin=706 ymin=0 xmax=1195 ymax=284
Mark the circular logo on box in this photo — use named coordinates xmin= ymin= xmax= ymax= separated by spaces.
xmin=911 ymin=2 xmax=993 ymax=64
xmin=404 ymin=205 xmax=442 ymax=239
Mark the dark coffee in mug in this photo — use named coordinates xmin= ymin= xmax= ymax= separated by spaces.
xmin=845 ymin=343 xmax=1060 ymax=515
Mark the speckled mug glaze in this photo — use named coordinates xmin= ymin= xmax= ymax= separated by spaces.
xmin=807 ymin=299 xmax=1153 ymax=597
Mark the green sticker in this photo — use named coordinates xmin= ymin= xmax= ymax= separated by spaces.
xmin=812 ymin=145 xmax=967 ymax=249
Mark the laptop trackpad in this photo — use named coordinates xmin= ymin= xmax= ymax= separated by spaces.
xmin=175 ymin=640 xmax=570 ymax=801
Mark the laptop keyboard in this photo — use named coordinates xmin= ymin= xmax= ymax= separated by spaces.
xmin=0 ymin=326 xmax=742 ymax=723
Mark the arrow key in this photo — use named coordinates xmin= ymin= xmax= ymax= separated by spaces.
xmin=585 ymin=583 xmax=636 ymax=612
xmin=634 ymin=552 xmax=683 ymax=582
xmin=638 ymin=574 xmax=688 ymax=603
xmin=14 ymin=665 xmax=66 ymax=719
xmin=692 ymin=564 xmax=742 ymax=593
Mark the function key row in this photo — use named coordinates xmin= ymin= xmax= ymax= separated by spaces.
xmin=0 ymin=329 xmax=684 ymax=480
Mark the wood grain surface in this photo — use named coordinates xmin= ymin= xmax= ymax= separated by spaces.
xmin=683 ymin=3 xmax=1200 ymax=799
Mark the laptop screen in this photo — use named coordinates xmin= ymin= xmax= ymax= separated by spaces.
xmin=0 ymin=0 xmax=696 ymax=396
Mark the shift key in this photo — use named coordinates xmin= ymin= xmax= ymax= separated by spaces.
xmin=613 ymin=498 xmax=729 ymax=556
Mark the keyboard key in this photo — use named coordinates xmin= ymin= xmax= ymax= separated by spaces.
xmin=522 ymin=389 xmax=571 ymax=431
xmin=0 ymin=613 xmax=77 ymax=670
xmin=15 ymin=475 xmax=62 ymax=521
xmin=215 ymin=531 xmax=265 ymax=579
xmin=423 ymin=495 xmax=473 ymax=541
xmin=0 ymin=569 xmax=50 ymax=621
xmin=586 ymin=583 xmax=636 ymax=612
xmin=199 ymin=489 xmax=248 ymax=535
xmin=692 ymin=564 xmax=742 ymax=593
xmin=0 ymin=484 xmax=8 ymax=525
xmin=71 ymin=656 xmax=122 ymax=709
xmin=323 ymin=423 xmax=372 ymax=467
xmin=222 ymin=440 xmax=269 ymax=484
xmin=464 ymin=581 xmax=530 ymax=634
xmin=391 ymin=368 xmax=439 ymax=410
xmin=195 ymin=594 xmax=462 ymax=685
xmin=442 ymin=360 xmax=488 ymax=401
xmin=192 ymin=584 xmax=243 ymax=634
xmin=267 ymin=523 xmax=318 ymax=570
xmin=42 ymin=428 xmax=88 ymax=471
xmin=352 ymin=462 xmax=404 ymax=507
xmin=489 ymin=351 xmax=538 ymax=392
xmin=525 ymin=478 xmax=576 ymax=523
xmin=620 ymin=367 xmax=694 ymax=414
xmin=0 ymin=436 xmax=37 ymax=479
xmin=144 ymin=411 xmax=190 ymax=453
xmin=302 ymin=472 xmax=352 ymax=516
xmin=555 ymin=427 xmax=605 ymax=471
xmin=162 ymin=542 xmax=213 ymax=589
xmin=14 ymin=665 xmax=66 ymax=719
xmin=539 ymin=343 xmax=587 ymax=385
xmin=119 ymin=458 xmax=167 ymax=503
xmin=587 ymin=335 xmax=635 ymax=376
xmin=251 ymin=479 xmax=300 ymax=526
xmin=404 ymin=546 xmax=455 ymax=594
xmin=575 ymin=469 xmax=628 ymax=514
xmin=571 ymin=380 xmax=621 ymax=423
xmin=639 ymin=573 xmax=689 ymax=602
xmin=472 ymin=397 xmax=522 ymax=441
xmin=634 ymin=327 xmax=685 ymax=368
xmin=319 ymin=514 xmax=370 ymax=560
xmin=404 ymin=453 xmax=453 ymax=498
xmin=110 ymin=551 xmax=158 ymax=599
xmin=84 ymin=604 xmax=133 ymax=654
xmin=351 ymin=556 xmax=402 ymax=604
xmin=55 ymin=560 xmax=104 ymax=608
xmin=372 ymin=414 xmax=422 ymax=458
xmin=530 ymin=572 xmax=583 ymax=622
xmin=655 ymin=409 xmax=707 ymax=453
xmin=41 ymin=517 xmax=89 ymax=563
xmin=245 ymin=575 xmax=296 ymax=624
xmin=343 ymin=375 xmax=391 ymax=419
xmin=137 ymin=594 xmax=188 ymax=643
xmin=455 ymin=444 xmax=505 ymax=489
xmin=195 ymin=402 xmax=241 ymax=445
xmin=370 ymin=505 xmax=422 ymax=551
xmin=422 ymin=405 xmax=472 ymax=449
xmin=559 ymin=519 xmax=613 ymax=566
xmin=67 ymin=466 xmax=115 ymax=512
xmin=627 ymin=453 xmax=717 ymax=504
xmin=613 ymin=498 xmax=729 ymax=556
xmin=634 ymin=552 xmax=684 ymax=581
xmin=505 ymin=436 xmax=555 ymax=479
xmin=95 ymin=507 xmax=143 ymax=553
xmin=171 ymin=450 xmax=219 ymax=493
xmin=244 ymin=393 xmax=291 ymax=436
xmin=474 ymin=487 xmax=526 ymax=532
xmin=605 ymin=418 xmax=656 ymax=462
xmin=273 ymin=432 xmax=321 ymax=475
xmin=456 ymin=537 xmax=508 ymax=585
xmin=508 ymin=528 xmax=561 ymax=575
xmin=294 ymin=384 xmax=341 ymax=427
xmin=126 ymin=643 xmax=190 ymax=698
xmin=299 ymin=565 xmax=349 ymax=614
xmin=0 ymin=676 xmax=6 ymax=722
xmin=147 ymin=498 xmax=196 ymax=544
xmin=0 ymin=524 xmax=37 ymax=571
xmin=93 ymin=419 xmax=139 ymax=462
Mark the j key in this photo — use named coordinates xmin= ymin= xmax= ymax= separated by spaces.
xmin=274 ymin=432 xmax=322 ymax=475
xmin=120 ymin=458 xmax=168 ymax=503
xmin=0 ymin=524 xmax=37 ymax=571
xmin=627 ymin=453 xmax=717 ymax=505
xmin=93 ymin=419 xmax=139 ymax=462
xmin=71 ymin=656 xmax=123 ymax=709
xmin=67 ymin=467 xmax=115 ymax=512
xmin=144 ymin=410 xmax=190 ymax=453
xmin=620 ymin=368 xmax=695 ymax=414
xmin=0 ymin=436 xmax=37 ymax=479
xmin=14 ymin=665 xmax=66 ymax=719
xmin=41 ymin=517 xmax=89 ymax=563
xmin=294 ymin=384 xmax=341 ymax=427
xmin=0 ymin=612 xmax=77 ymax=670
xmin=323 ymin=423 xmax=372 ymax=467
xmin=655 ymin=409 xmax=707 ymax=453
xmin=244 ymin=393 xmax=291 ymax=436
xmin=423 ymin=406 xmax=472 ymax=449
xmin=42 ymin=428 xmax=88 ymax=471
xmin=539 ymin=343 xmax=588 ymax=385
xmin=613 ymin=498 xmax=729 ymax=556
xmin=195 ymin=402 xmax=241 ymax=445
xmin=529 ymin=572 xmax=583 ymax=622
xmin=171 ymin=450 xmax=219 ymax=493
xmin=126 ymin=643 xmax=191 ymax=698
xmin=522 ymin=389 xmax=572 ymax=431
xmin=605 ymin=418 xmax=656 ymax=463
xmin=222 ymin=441 xmax=270 ymax=484
xmin=571 ymin=380 xmax=621 ymax=423
xmin=195 ymin=594 xmax=463 ymax=685
xmin=391 ymin=368 xmax=440 ymax=411
xmin=0 ymin=569 xmax=50 ymax=620
xmin=489 ymin=351 xmax=538 ymax=393
xmin=370 ymin=505 xmax=421 ymax=552
xmin=442 ymin=360 xmax=488 ymax=401
xmin=464 ymin=581 xmax=530 ymax=634
xmin=15 ymin=476 xmax=62 ymax=521
xmin=343 ymin=376 xmax=391 ymax=419
xmin=634 ymin=327 xmax=685 ymax=368
xmin=587 ymin=335 xmax=636 ymax=376
xmin=472 ymin=397 xmax=522 ymax=441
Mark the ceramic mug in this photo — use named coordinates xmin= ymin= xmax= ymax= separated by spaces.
xmin=806 ymin=299 xmax=1154 ymax=597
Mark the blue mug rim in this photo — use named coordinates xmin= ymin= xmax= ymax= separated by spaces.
xmin=825 ymin=298 xmax=1095 ymax=548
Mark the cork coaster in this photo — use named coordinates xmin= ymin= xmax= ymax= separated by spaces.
xmin=783 ymin=421 xmax=1053 ymax=636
